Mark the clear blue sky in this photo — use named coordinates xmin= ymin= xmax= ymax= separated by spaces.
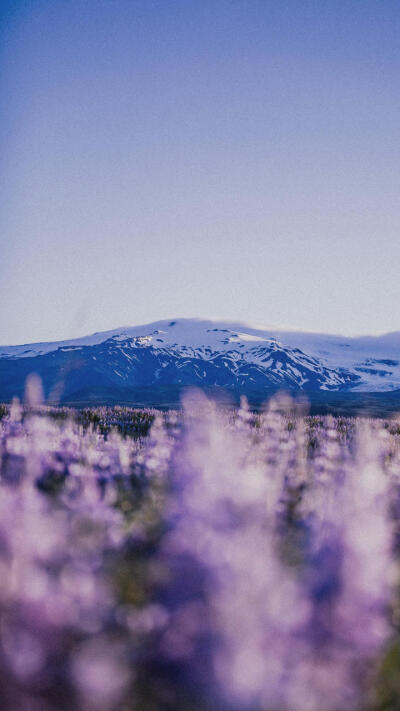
xmin=1 ymin=0 xmax=399 ymax=344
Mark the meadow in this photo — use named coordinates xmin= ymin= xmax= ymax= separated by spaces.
xmin=1 ymin=389 xmax=400 ymax=711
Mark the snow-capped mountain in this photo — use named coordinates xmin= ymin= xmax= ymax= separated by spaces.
xmin=1 ymin=318 xmax=400 ymax=405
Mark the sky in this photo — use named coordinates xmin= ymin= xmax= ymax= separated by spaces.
xmin=1 ymin=0 xmax=400 ymax=345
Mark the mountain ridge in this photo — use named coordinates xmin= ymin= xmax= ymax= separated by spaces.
xmin=4 ymin=317 xmax=400 ymax=354
xmin=1 ymin=318 xmax=400 ymax=406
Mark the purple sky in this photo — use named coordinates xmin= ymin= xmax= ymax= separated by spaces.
xmin=1 ymin=0 xmax=400 ymax=344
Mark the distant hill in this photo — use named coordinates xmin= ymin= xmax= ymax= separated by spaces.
xmin=2 ymin=318 xmax=400 ymax=414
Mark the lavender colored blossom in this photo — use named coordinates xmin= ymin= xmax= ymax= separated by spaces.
xmin=0 ymin=389 xmax=398 ymax=710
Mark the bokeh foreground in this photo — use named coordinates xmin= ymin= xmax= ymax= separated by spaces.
xmin=0 ymin=387 xmax=400 ymax=711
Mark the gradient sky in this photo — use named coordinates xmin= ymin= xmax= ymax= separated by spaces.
xmin=1 ymin=0 xmax=400 ymax=344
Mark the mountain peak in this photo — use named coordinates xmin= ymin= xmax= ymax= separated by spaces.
xmin=1 ymin=318 xmax=400 ymax=404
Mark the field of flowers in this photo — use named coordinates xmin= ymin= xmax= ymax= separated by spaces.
xmin=1 ymin=386 xmax=400 ymax=711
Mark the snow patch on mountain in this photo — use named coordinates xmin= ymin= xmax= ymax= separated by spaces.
xmin=1 ymin=318 xmax=400 ymax=392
